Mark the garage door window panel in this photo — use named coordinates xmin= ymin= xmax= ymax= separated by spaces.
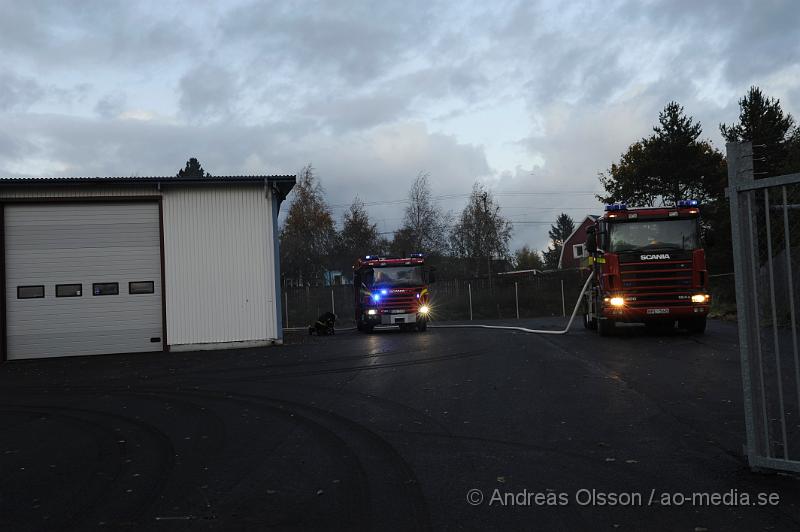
xmin=56 ymin=284 xmax=82 ymax=297
xmin=129 ymin=281 xmax=155 ymax=295
xmin=93 ymin=283 xmax=119 ymax=296
xmin=17 ymin=285 xmax=45 ymax=299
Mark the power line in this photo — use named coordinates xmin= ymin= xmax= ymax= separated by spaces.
xmin=328 ymin=190 xmax=601 ymax=209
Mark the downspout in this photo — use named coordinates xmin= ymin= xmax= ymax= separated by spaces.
xmin=271 ymin=183 xmax=285 ymax=342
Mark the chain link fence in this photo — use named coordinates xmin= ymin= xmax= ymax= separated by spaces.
xmin=281 ymin=269 xmax=588 ymax=328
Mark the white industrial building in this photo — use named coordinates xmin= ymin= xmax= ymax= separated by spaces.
xmin=0 ymin=175 xmax=295 ymax=361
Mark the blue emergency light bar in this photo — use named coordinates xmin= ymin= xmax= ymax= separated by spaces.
xmin=604 ymin=203 xmax=627 ymax=211
xmin=677 ymin=199 xmax=699 ymax=207
xmin=409 ymin=253 xmax=424 ymax=258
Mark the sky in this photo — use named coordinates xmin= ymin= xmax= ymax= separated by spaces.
xmin=1 ymin=0 xmax=799 ymax=253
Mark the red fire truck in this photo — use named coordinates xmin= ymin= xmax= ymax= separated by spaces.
xmin=353 ymin=254 xmax=434 ymax=333
xmin=583 ymin=200 xmax=710 ymax=336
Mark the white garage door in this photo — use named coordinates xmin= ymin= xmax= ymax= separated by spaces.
xmin=5 ymin=202 xmax=163 ymax=360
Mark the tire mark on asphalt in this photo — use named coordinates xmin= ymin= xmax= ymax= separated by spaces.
xmin=0 ymin=404 xmax=175 ymax=531
xmin=150 ymin=387 xmax=432 ymax=531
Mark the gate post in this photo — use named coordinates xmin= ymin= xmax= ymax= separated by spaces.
xmin=727 ymin=141 xmax=760 ymax=466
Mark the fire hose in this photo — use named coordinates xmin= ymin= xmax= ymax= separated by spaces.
xmin=284 ymin=272 xmax=594 ymax=335
xmin=428 ymin=271 xmax=594 ymax=335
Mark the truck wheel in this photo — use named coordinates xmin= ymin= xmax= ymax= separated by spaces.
xmin=598 ymin=318 xmax=616 ymax=337
xmin=417 ymin=319 xmax=428 ymax=332
xmin=680 ymin=317 xmax=707 ymax=334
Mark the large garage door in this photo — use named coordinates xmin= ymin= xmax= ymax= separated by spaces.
xmin=5 ymin=202 xmax=163 ymax=360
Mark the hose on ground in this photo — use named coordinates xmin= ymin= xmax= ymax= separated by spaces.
xmin=429 ymin=272 xmax=594 ymax=335
xmin=283 ymin=271 xmax=594 ymax=335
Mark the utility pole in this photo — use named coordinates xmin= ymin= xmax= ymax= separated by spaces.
xmin=483 ymin=192 xmax=492 ymax=291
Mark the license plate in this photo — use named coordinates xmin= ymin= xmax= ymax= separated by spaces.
xmin=391 ymin=309 xmax=404 ymax=314
xmin=646 ymin=308 xmax=669 ymax=315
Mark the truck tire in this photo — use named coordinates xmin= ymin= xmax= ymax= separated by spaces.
xmin=598 ymin=317 xmax=616 ymax=337
xmin=680 ymin=317 xmax=707 ymax=334
xmin=417 ymin=319 xmax=428 ymax=332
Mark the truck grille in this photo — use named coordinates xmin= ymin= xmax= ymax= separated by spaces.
xmin=378 ymin=290 xmax=419 ymax=310
xmin=619 ymin=256 xmax=694 ymax=308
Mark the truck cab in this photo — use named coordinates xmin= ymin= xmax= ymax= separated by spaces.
xmin=584 ymin=201 xmax=710 ymax=335
xmin=353 ymin=254 xmax=434 ymax=333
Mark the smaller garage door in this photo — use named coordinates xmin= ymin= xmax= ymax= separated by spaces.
xmin=5 ymin=202 xmax=164 ymax=360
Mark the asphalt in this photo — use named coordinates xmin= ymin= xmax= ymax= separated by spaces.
xmin=1 ymin=318 xmax=799 ymax=531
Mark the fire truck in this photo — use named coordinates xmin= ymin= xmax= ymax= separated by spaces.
xmin=353 ymin=254 xmax=434 ymax=333
xmin=583 ymin=200 xmax=710 ymax=336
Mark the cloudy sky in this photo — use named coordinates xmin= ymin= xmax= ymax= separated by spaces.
xmin=1 ymin=0 xmax=799 ymax=252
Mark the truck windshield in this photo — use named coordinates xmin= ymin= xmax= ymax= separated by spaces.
xmin=368 ymin=266 xmax=424 ymax=288
xmin=610 ymin=219 xmax=698 ymax=252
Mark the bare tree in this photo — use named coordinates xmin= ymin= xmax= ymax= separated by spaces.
xmin=399 ymin=172 xmax=450 ymax=256
xmin=450 ymin=182 xmax=513 ymax=276
xmin=280 ymin=164 xmax=336 ymax=285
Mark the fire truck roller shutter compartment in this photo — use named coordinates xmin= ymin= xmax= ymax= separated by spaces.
xmin=5 ymin=202 xmax=163 ymax=360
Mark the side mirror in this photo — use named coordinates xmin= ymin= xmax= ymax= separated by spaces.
xmin=585 ymin=227 xmax=597 ymax=253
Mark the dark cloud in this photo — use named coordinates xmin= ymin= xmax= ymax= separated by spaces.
xmin=94 ymin=92 xmax=127 ymax=119
xmin=178 ymin=64 xmax=240 ymax=120
xmin=219 ymin=1 xmax=437 ymax=86
xmin=0 ymin=0 xmax=798 ymax=251
xmin=0 ymin=70 xmax=45 ymax=111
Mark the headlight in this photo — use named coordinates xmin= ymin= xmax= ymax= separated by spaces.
xmin=419 ymin=305 xmax=430 ymax=314
xmin=367 ymin=309 xmax=377 ymax=315
xmin=609 ymin=297 xmax=625 ymax=307
xmin=691 ymin=294 xmax=709 ymax=303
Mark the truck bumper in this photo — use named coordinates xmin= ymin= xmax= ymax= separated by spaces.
xmin=363 ymin=312 xmax=418 ymax=326
xmin=602 ymin=306 xmax=709 ymax=321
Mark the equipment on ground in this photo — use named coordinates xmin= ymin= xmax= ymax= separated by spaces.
xmin=353 ymin=254 xmax=434 ymax=333
xmin=309 ymin=312 xmax=337 ymax=335
xmin=583 ymin=201 xmax=710 ymax=335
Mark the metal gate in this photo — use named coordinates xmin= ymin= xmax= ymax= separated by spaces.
xmin=728 ymin=141 xmax=800 ymax=473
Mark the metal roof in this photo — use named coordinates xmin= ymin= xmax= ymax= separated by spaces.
xmin=0 ymin=175 xmax=295 ymax=186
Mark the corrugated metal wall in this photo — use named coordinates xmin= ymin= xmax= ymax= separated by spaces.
xmin=0 ymin=184 xmax=279 ymax=350
xmin=162 ymin=185 xmax=276 ymax=346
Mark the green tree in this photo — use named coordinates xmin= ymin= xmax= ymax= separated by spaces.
xmin=450 ymin=182 xmax=513 ymax=276
xmin=514 ymin=245 xmax=544 ymax=270
xmin=542 ymin=213 xmax=574 ymax=269
xmin=280 ymin=164 xmax=336 ymax=285
xmin=177 ymin=157 xmax=211 ymax=178
xmin=333 ymin=197 xmax=382 ymax=270
xmin=720 ymin=86 xmax=798 ymax=176
xmin=389 ymin=226 xmax=416 ymax=257
xmin=599 ymin=102 xmax=726 ymax=206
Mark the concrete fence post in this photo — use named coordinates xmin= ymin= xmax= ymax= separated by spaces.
xmin=331 ymin=288 xmax=336 ymax=316
xmin=515 ymin=281 xmax=519 ymax=319
xmin=285 ymin=291 xmax=289 ymax=328
xmin=468 ymin=283 xmax=473 ymax=321
xmin=561 ymin=279 xmax=566 ymax=317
